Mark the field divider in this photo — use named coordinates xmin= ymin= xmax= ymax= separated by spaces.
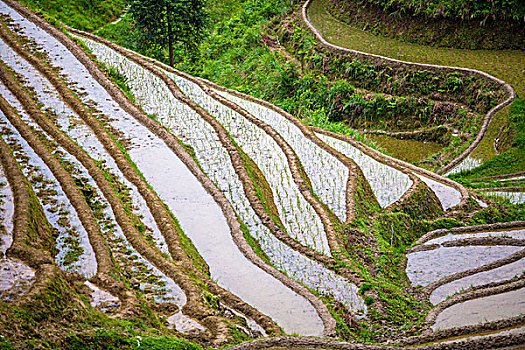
xmin=408 ymin=237 xmax=525 ymax=253
xmin=424 ymin=277 xmax=525 ymax=329
xmin=414 ymin=221 xmax=525 ymax=245
xmin=422 ymin=247 xmax=525 ymax=296
xmin=226 ymin=319 xmax=525 ymax=349
xmin=0 ymin=0 xmax=333 ymax=334
xmin=475 ymin=186 xmax=525 ymax=193
xmin=302 ymin=0 xmax=516 ymax=176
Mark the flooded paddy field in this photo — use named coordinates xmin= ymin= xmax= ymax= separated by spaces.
xmin=0 ymin=0 xmax=522 ymax=348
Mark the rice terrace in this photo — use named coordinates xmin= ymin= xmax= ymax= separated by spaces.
xmin=0 ymin=0 xmax=523 ymax=348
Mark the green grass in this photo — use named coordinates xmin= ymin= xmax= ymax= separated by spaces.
xmin=354 ymin=0 xmax=525 ymax=21
xmin=18 ymin=0 xmax=126 ymax=32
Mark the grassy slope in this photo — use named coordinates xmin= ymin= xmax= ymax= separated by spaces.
xmin=17 ymin=0 xmax=126 ymax=32
xmin=308 ymin=0 xmax=525 ymax=97
xmin=308 ymin=0 xmax=524 ymax=175
xmin=327 ymin=1 xmax=524 ymax=50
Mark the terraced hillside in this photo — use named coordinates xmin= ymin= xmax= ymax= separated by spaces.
xmin=0 ymin=0 xmax=523 ymax=349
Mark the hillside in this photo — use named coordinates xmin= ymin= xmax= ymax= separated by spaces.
xmin=0 ymin=0 xmax=523 ymax=349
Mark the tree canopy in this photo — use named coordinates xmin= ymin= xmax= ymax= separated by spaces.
xmin=129 ymin=0 xmax=207 ymax=66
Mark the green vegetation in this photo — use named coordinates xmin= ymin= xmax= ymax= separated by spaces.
xmin=308 ymin=0 xmax=525 ymax=97
xmin=17 ymin=0 xmax=126 ymax=32
xmin=128 ymin=0 xmax=207 ymax=66
xmin=353 ymin=0 xmax=525 ymax=21
xmin=327 ymin=0 xmax=524 ymax=50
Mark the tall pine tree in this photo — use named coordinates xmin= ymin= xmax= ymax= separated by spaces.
xmin=129 ymin=0 xmax=206 ymax=66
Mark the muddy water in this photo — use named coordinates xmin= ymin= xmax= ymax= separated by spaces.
xmin=415 ymin=174 xmax=461 ymax=210
xmin=430 ymin=258 xmax=525 ymax=304
xmin=0 ymin=164 xmax=13 ymax=254
xmin=167 ymin=312 xmax=206 ymax=334
xmin=0 ymin=257 xmax=35 ymax=300
xmin=432 ymin=288 xmax=525 ymax=330
xmin=84 ymin=281 xmax=119 ymax=309
xmin=0 ymin=4 xmax=328 ymax=333
xmin=316 ymin=132 xmax=412 ymax=208
xmin=365 ymin=134 xmax=442 ymax=164
xmin=406 ymin=245 xmax=522 ymax=286
xmin=425 ymin=228 xmax=525 ymax=246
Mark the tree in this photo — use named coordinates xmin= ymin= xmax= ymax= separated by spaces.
xmin=129 ymin=0 xmax=206 ymax=67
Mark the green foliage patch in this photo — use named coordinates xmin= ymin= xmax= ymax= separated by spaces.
xmin=355 ymin=0 xmax=525 ymax=21
xmin=18 ymin=0 xmax=126 ymax=32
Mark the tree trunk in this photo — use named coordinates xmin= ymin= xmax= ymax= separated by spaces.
xmin=166 ymin=2 xmax=174 ymax=67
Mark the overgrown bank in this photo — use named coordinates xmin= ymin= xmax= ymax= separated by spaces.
xmin=17 ymin=0 xmax=126 ymax=32
xmin=326 ymin=0 xmax=525 ymax=50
